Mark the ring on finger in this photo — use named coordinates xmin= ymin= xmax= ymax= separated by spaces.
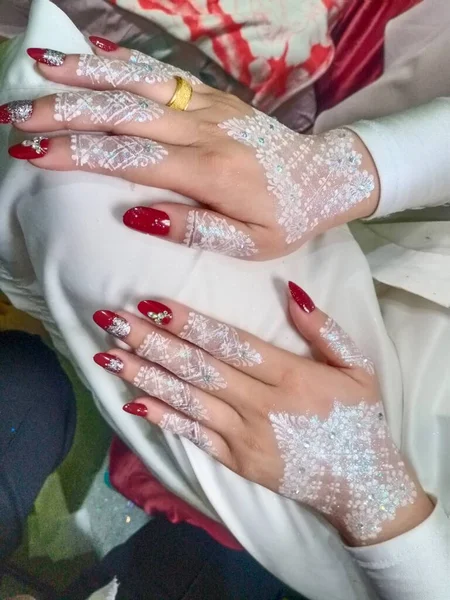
xmin=166 ymin=76 xmax=193 ymax=111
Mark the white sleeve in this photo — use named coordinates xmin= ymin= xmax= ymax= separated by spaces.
xmin=346 ymin=502 xmax=450 ymax=600
xmin=348 ymin=98 xmax=450 ymax=218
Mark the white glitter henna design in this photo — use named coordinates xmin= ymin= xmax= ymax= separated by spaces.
xmin=219 ymin=110 xmax=375 ymax=245
xmin=319 ymin=317 xmax=375 ymax=375
xmin=180 ymin=312 xmax=262 ymax=367
xmin=55 ymin=91 xmax=163 ymax=125
xmin=137 ymin=331 xmax=227 ymax=391
xmin=269 ymin=400 xmax=417 ymax=543
xmin=70 ymin=135 xmax=167 ymax=171
xmin=184 ymin=211 xmax=258 ymax=258
xmin=77 ymin=53 xmax=200 ymax=88
xmin=159 ymin=413 xmax=215 ymax=454
xmin=134 ymin=365 xmax=208 ymax=420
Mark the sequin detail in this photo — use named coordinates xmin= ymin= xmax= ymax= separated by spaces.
xmin=147 ymin=310 xmax=172 ymax=325
xmin=6 ymin=100 xmax=33 ymax=123
xmin=77 ymin=52 xmax=200 ymax=88
xmin=269 ymin=400 xmax=417 ymax=543
xmin=21 ymin=136 xmax=48 ymax=155
xmin=55 ymin=91 xmax=163 ymax=125
xmin=219 ymin=111 xmax=375 ymax=245
xmin=160 ymin=413 xmax=215 ymax=454
xmin=106 ymin=316 xmax=130 ymax=339
xmin=104 ymin=357 xmax=124 ymax=373
xmin=184 ymin=211 xmax=258 ymax=258
xmin=134 ymin=365 xmax=208 ymax=420
xmin=70 ymin=135 xmax=167 ymax=171
xmin=319 ymin=317 xmax=375 ymax=375
xmin=42 ymin=49 xmax=66 ymax=66
xmin=137 ymin=331 xmax=227 ymax=391
xmin=180 ymin=312 xmax=262 ymax=367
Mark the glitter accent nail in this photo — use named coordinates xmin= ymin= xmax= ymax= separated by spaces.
xmin=94 ymin=352 xmax=124 ymax=373
xmin=137 ymin=300 xmax=173 ymax=325
xmin=27 ymin=48 xmax=66 ymax=66
xmin=93 ymin=310 xmax=131 ymax=339
xmin=0 ymin=100 xmax=33 ymax=124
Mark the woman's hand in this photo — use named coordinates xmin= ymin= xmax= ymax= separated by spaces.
xmin=91 ymin=283 xmax=432 ymax=546
xmin=2 ymin=38 xmax=379 ymax=260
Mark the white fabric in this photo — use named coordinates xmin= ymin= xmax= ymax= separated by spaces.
xmin=349 ymin=99 xmax=450 ymax=218
xmin=86 ymin=578 xmax=119 ymax=600
xmin=0 ymin=2 xmax=448 ymax=600
xmin=347 ymin=503 xmax=450 ymax=600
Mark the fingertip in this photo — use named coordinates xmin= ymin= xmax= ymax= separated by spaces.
xmin=123 ymin=206 xmax=171 ymax=236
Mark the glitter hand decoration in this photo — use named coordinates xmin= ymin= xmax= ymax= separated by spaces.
xmin=219 ymin=110 xmax=375 ymax=245
xmin=55 ymin=91 xmax=163 ymax=125
xmin=136 ymin=331 xmax=227 ymax=391
xmin=180 ymin=312 xmax=262 ymax=367
xmin=319 ymin=317 xmax=375 ymax=375
xmin=269 ymin=400 xmax=417 ymax=543
xmin=159 ymin=413 xmax=215 ymax=454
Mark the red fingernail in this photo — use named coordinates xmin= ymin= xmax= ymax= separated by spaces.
xmin=0 ymin=100 xmax=33 ymax=124
xmin=94 ymin=352 xmax=124 ymax=373
xmin=27 ymin=48 xmax=66 ymax=66
xmin=123 ymin=207 xmax=170 ymax=237
xmin=123 ymin=402 xmax=148 ymax=417
xmin=288 ymin=281 xmax=316 ymax=314
xmin=89 ymin=36 xmax=119 ymax=52
xmin=138 ymin=300 xmax=173 ymax=325
xmin=93 ymin=310 xmax=131 ymax=339
xmin=8 ymin=137 xmax=49 ymax=159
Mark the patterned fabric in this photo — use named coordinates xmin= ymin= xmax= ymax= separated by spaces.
xmin=111 ymin=0 xmax=348 ymax=112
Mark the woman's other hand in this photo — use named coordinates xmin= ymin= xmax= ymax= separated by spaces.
xmin=91 ymin=283 xmax=432 ymax=546
xmin=3 ymin=39 xmax=379 ymax=260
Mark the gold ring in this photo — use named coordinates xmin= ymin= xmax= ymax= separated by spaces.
xmin=166 ymin=76 xmax=193 ymax=111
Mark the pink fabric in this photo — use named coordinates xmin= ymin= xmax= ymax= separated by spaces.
xmin=110 ymin=0 xmax=348 ymax=112
xmin=109 ymin=436 xmax=243 ymax=550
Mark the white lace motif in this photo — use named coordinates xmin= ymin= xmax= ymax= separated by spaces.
xmin=160 ymin=413 xmax=215 ymax=454
xmin=70 ymin=135 xmax=167 ymax=171
xmin=184 ymin=211 xmax=258 ymax=258
xmin=270 ymin=400 xmax=417 ymax=543
xmin=319 ymin=317 xmax=375 ymax=375
xmin=219 ymin=110 xmax=375 ymax=244
xmin=54 ymin=91 xmax=163 ymax=125
xmin=77 ymin=52 xmax=200 ymax=87
xmin=180 ymin=312 xmax=262 ymax=367
xmin=137 ymin=331 xmax=227 ymax=391
xmin=134 ymin=365 xmax=208 ymax=420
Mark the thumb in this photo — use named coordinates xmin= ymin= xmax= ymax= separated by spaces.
xmin=288 ymin=281 xmax=374 ymax=375
xmin=123 ymin=204 xmax=263 ymax=260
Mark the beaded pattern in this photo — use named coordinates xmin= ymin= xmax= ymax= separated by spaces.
xmin=137 ymin=331 xmax=227 ymax=391
xmin=134 ymin=365 xmax=208 ymax=420
xmin=70 ymin=135 xmax=167 ymax=171
xmin=319 ymin=317 xmax=375 ymax=375
xmin=160 ymin=413 xmax=215 ymax=454
xmin=55 ymin=91 xmax=163 ymax=125
xmin=219 ymin=110 xmax=375 ymax=245
xmin=269 ymin=400 xmax=417 ymax=543
xmin=184 ymin=211 xmax=258 ymax=258
xmin=180 ymin=311 xmax=262 ymax=367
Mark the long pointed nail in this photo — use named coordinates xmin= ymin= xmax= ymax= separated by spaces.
xmin=137 ymin=300 xmax=173 ymax=325
xmin=94 ymin=352 xmax=124 ymax=373
xmin=288 ymin=281 xmax=316 ymax=314
xmin=8 ymin=137 xmax=49 ymax=159
xmin=123 ymin=402 xmax=148 ymax=417
xmin=123 ymin=207 xmax=170 ymax=236
xmin=93 ymin=310 xmax=131 ymax=339
xmin=0 ymin=100 xmax=33 ymax=124
xmin=27 ymin=48 xmax=66 ymax=66
xmin=89 ymin=36 xmax=119 ymax=52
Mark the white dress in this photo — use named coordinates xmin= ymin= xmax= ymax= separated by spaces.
xmin=0 ymin=1 xmax=448 ymax=598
